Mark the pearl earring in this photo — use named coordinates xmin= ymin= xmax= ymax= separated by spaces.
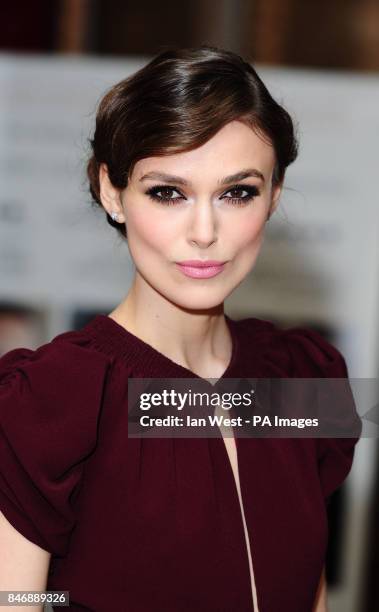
xmin=111 ymin=211 xmax=119 ymax=222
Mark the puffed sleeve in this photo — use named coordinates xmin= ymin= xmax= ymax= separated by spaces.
xmin=0 ymin=338 xmax=112 ymax=557
xmin=282 ymin=326 xmax=362 ymax=503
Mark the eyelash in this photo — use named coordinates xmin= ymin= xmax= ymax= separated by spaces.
xmin=144 ymin=184 xmax=260 ymax=207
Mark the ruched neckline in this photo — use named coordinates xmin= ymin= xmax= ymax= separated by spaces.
xmin=0 ymin=310 xmax=361 ymax=611
xmin=82 ymin=312 xmax=241 ymax=381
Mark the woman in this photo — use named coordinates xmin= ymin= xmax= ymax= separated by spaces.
xmin=0 ymin=46 xmax=361 ymax=612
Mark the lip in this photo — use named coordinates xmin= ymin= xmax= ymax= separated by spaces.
xmin=177 ymin=260 xmax=226 ymax=268
xmin=176 ymin=261 xmax=226 ymax=279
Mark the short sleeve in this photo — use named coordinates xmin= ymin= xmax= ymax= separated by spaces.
xmin=282 ymin=326 xmax=362 ymax=503
xmin=0 ymin=339 xmax=112 ymax=557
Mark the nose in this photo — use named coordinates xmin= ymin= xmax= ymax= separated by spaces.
xmin=187 ymin=199 xmax=218 ymax=248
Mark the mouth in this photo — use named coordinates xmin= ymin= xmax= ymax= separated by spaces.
xmin=176 ymin=260 xmax=227 ymax=268
xmin=175 ymin=261 xmax=227 ymax=279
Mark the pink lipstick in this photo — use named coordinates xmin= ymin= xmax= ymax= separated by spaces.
xmin=175 ymin=260 xmax=226 ymax=279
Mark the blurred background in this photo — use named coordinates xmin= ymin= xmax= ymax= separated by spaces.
xmin=0 ymin=1 xmax=378 ymax=610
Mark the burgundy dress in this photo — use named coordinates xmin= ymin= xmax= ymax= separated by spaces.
xmin=0 ymin=313 xmax=361 ymax=612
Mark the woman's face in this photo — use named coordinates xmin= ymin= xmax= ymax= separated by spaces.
xmin=102 ymin=120 xmax=282 ymax=311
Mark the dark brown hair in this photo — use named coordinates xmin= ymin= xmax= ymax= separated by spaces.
xmin=87 ymin=45 xmax=298 ymax=239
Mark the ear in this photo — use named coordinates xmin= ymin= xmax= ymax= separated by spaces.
xmin=99 ymin=163 xmax=125 ymax=222
xmin=268 ymin=181 xmax=283 ymax=218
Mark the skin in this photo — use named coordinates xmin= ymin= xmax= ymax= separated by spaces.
xmin=0 ymin=119 xmax=328 ymax=611
xmin=100 ymin=119 xmax=282 ymax=379
xmin=313 ymin=569 xmax=329 ymax=612
xmin=0 ymin=510 xmax=50 ymax=612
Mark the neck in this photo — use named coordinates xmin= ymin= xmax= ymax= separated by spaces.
xmin=108 ymin=276 xmax=232 ymax=378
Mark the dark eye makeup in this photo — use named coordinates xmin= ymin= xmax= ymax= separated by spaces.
xmin=144 ymin=184 xmax=260 ymax=207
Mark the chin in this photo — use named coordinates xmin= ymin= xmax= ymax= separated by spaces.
xmin=165 ymin=287 xmax=228 ymax=312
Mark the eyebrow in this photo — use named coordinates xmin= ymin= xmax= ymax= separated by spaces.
xmin=139 ymin=168 xmax=265 ymax=185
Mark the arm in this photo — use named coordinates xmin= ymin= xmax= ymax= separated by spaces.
xmin=312 ymin=565 xmax=329 ymax=612
xmin=0 ymin=511 xmax=51 ymax=612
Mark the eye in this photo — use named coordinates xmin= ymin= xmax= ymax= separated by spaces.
xmin=144 ymin=183 xmax=260 ymax=207
xmin=222 ymin=185 xmax=260 ymax=206
xmin=145 ymin=185 xmax=184 ymax=206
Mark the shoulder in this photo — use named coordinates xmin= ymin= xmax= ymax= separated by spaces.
xmin=0 ymin=327 xmax=115 ymax=439
xmin=238 ymin=316 xmax=362 ymax=502
xmin=236 ymin=316 xmax=348 ymax=377
xmin=0 ymin=324 xmax=114 ymax=556
xmin=0 ymin=325 xmax=115 ymax=474
xmin=0 ymin=324 xmax=114 ymax=390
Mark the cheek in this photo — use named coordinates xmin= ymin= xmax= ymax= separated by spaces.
xmin=126 ymin=200 xmax=267 ymax=261
xmin=127 ymin=207 xmax=175 ymax=255
xmin=228 ymin=209 xmax=266 ymax=251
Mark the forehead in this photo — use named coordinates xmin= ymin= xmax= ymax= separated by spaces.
xmin=133 ymin=120 xmax=276 ymax=182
